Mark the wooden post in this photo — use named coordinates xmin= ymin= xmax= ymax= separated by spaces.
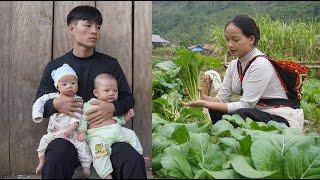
xmin=133 ymin=1 xmax=152 ymax=161
xmin=0 ymin=1 xmax=12 ymax=176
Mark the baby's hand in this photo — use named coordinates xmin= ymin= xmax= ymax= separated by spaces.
xmin=124 ymin=109 xmax=135 ymax=122
xmin=77 ymin=131 xmax=86 ymax=142
xmin=64 ymin=128 xmax=74 ymax=139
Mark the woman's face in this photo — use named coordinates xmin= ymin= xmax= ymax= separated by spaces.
xmin=224 ymin=23 xmax=255 ymax=58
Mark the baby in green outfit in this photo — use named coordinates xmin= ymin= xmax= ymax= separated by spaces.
xmin=77 ymin=73 xmax=143 ymax=179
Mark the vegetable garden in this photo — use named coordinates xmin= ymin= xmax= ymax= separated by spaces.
xmin=152 ymin=16 xmax=320 ymax=179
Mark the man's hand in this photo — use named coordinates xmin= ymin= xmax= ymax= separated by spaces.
xmin=85 ymin=99 xmax=116 ymax=126
xmin=53 ymin=95 xmax=83 ymax=118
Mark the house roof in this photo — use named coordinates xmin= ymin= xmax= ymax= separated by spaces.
xmin=152 ymin=34 xmax=170 ymax=43
xmin=191 ymin=47 xmax=204 ymax=52
xmin=188 ymin=45 xmax=204 ymax=52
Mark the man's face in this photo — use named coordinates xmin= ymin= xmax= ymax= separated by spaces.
xmin=93 ymin=79 xmax=118 ymax=103
xmin=57 ymin=75 xmax=78 ymax=97
xmin=68 ymin=20 xmax=101 ymax=49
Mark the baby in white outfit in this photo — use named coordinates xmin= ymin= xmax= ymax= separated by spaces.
xmin=32 ymin=64 xmax=92 ymax=177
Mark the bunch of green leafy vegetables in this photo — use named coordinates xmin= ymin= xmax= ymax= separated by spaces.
xmin=153 ymin=90 xmax=210 ymax=124
xmin=152 ymin=60 xmax=183 ymax=100
xmin=152 ymin=113 xmax=320 ymax=179
xmin=301 ymin=79 xmax=320 ymax=126
xmin=175 ymin=47 xmax=221 ymax=101
xmin=152 ymin=60 xmax=211 ymax=124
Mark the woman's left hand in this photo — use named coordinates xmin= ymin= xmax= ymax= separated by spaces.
xmin=180 ymin=99 xmax=206 ymax=107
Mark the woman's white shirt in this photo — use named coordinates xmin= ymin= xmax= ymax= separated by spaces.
xmin=216 ymin=47 xmax=304 ymax=130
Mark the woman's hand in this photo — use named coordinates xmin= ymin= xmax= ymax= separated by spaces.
xmin=85 ymin=99 xmax=117 ymax=126
xmin=199 ymin=87 xmax=210 ymax=100
xmin=180 ymin=99 xmax=207 ymax=107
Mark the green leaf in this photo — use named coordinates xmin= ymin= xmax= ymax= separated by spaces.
xmin=314 ymin=94 xmax=320 ymax=105
xmin=222 ymin=114 xmax=248 ymax=128
xmin=211 ymin=119 xmax=234 ymax=136
xmin=203 ymin=168 xmax=242 ymax=179
xmin=175 ymin=47 xmax=215 ymax=101
xmin=284 ymin=143 xmax=320 ymax=179
xmin=315 ymin=136 xmax=320 ymax=147
xmin=171 ymin=125 xmax=190 ymax=144
xmin=239 ymin=135 xmax=252 ymax=156
xmin=199 ymin=163 xmax=242 ymax=179
xmin=155 ymin=60 xmax=178 ymax=71
xmin=267 ymin=120 xmax=290 ymax=130
xmin=188 ymin=133 xmax=225 ymax=171
xmin=161 ymin=146 xmax=194 ymax=179
xmin=251 ymin=139 xmax=283 ymax=178
xmin=230 ymin=128 xmax=245 ymax=140
xmin=179 ymin=107 xmax=210 ymax=124
xmin=219 ymin=137 xmax=242 ymax=155
xmin=184 ymin=123 xmax=200 ymax=133
xmin=193 ymin=170 xmax=208 ymax=179
xmin=156 ymin=123 xmax=182 ymax=138
xmin=195 ymin=123 xmax=213 ymax=134
xmin=152 ymin=113 xmax=168 ymax=133
xmin=152 ymin=154 xmax=163 ymax=171
xmin=231 ymin=155 xmax=277 ymax=178
xmin=152 ymin=134 xmax=173 ymax=157
xmin=246 ymin=118 xmax=279 ymax=131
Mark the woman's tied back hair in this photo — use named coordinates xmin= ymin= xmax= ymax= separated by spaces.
xmin=67 ymin=5 xmax=103 ymax=25
xmin=225 ymin=15 xmax=260 ymax=46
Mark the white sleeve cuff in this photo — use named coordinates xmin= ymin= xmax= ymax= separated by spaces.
xmin=33 ymin=117 xmax=43 ymax=123
xmin=227 ymin=101 xmax=249 ymax=114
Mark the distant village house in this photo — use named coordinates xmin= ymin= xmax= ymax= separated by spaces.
xmin=152 ymin=34 xmax=170 ymax=48
xmin=188 ymin=43 xmax=219 ymax=56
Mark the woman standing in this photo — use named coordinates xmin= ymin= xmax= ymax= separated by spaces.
xmin=185 ymin=15 xmax=304 ymax=131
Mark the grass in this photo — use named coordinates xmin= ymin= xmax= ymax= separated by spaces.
xmin=210 ymin=15 xmax=320 ymax=64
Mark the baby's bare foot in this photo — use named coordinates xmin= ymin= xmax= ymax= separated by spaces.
xmin=83 ymin=167 xmax=90 ymax=177
xmin=105 ymin=174 xmax=112 ymax=179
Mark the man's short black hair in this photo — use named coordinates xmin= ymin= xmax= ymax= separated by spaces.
xmin=67 ymin=5 xmax=103 ymax=25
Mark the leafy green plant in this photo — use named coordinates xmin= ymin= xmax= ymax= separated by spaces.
xmin=301 ymin=79 xmax=320 ymax=128
xmin=153 ymin=91 xmax=210 ymax=124
xmin=152 ymin=60 xmax=183 ymax=99
xmin=175 ymin=47 xmax=221 ymax=101
xmin=152 ymin=114 xmax=320 ymax=179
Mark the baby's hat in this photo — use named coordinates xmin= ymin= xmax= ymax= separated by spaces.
xmin=51 ymin=63 xmax=78 ymax=88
